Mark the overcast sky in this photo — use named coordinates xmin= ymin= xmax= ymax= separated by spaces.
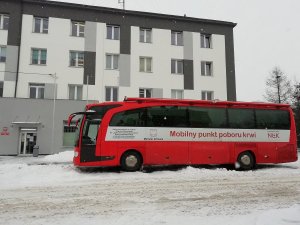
xmin=51 ymin=0 xmax=300 ymax=101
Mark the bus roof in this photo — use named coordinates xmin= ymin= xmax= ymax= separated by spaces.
xmin=86 ymin=97 xmax=291 ymax=109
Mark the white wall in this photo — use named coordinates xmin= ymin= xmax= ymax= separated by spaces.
xmin=186 ymin=33 xmax=227 ymax=100
xmin=0 ymin=29 xmax=8 ymax=85
xmin=17 ymin=15 xmax=85 ymax=99
xmin=16 ymin=15 xmax=228 ymax=101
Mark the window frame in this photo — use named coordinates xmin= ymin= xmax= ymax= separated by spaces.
xmin=171 ymin=59 xmax=184 ymax=74
xmin=29 ymin=83 xmax=45 ymax=99
xmin=71 ymin=21 xmax=85 ymax=37
xmin=106 ymin=54 xmax=119 ymax=70
xmin=139 ymin=88 xmax=152 ymax=98
xmin=139 ymin=28 xmax=152 ymax=43
xmin=105 ymin=86 xmax=118 ymax=102
xmin=0 ymin=46 xmax=6 ymax=63
xmin=31 ymin=48 xmax=47 ymax=65
xmin=68 ymin=84 xmax=83 ymax=100
xmin=106 ymin=25 xmax=120 ymax=40
xmin=139 ymin=56 xmax=152 ymax=73
xmin=69 ymin=51 xmax=84 ymax=67
xmin=0 ymin=14 xmax=9 ymax=30
xmin=171 ymin=31 xmax=183 ymax=46
xmin=33 ymin=17 xmax=49 ymax=34
xmin=201 ymin=90 xmax=214 ymax=100
xmin=201 ymin=33 xmax=212 ymax=48
xmin=171 ymin=89 xmax=184 ymax=99
xmin=201 ymin=61 xmax=213 ymax=76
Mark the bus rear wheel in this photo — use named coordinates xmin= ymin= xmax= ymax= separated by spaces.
xmin=236 ymin=151 xmax=255 ymax=170
xmin=121 ymin=151 xmax=142 ymax=172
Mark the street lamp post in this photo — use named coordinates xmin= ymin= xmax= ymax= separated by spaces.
xmin=50 ymin=73 xmax=57 ymax=154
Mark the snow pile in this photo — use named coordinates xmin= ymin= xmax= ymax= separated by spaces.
xmin=0 ymin=151 xmax=299 ymax=225
xmin=40 ymin=150 xmax=74 ymax=163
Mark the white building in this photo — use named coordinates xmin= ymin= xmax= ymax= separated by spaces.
xmin=0 ymin=0 xmax=236 ymax=155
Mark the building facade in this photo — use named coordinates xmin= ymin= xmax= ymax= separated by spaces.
xmin=0 ymin=0 xmax=236 ymax=155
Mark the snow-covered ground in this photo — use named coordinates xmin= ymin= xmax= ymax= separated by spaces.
xmin=0 ymin=151 xmax=300 ymax=225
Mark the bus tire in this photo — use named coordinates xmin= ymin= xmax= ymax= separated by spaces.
xmin=236 ymin=151 xmax=255 ymax=170
xmin=120 ymin=151 xmax=143 ymax=172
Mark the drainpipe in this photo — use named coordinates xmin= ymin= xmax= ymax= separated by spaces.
xmin=14 ymin=0 xmax=24 ymax=98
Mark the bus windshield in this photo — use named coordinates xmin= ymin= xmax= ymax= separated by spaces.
xmin=81 ymin=104 xmax=121 ymax=145
xmin=71 ymin=104 xmax=121 ymax=147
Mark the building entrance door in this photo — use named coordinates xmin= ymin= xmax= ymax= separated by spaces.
xmin=19 ymin=129 xmax=37 ymax=155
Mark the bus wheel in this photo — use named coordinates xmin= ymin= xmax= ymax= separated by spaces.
xmin=236 ymin=151 xmax=255 ymax=170
xmin=121 ymin=151 xmax=142 ymax=172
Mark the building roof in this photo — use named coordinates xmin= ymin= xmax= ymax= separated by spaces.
xmin=23 ymin=0 xmax=236 ymax=27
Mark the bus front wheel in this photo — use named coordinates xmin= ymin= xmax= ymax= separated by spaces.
xmin=236 ymin=151 xmax=255 ymax=170
xmin=120 ymin=151 xmax=143 ymax=172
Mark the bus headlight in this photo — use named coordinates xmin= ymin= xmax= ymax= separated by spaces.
xmin=74 ymin=151 xmax=79 ymax=157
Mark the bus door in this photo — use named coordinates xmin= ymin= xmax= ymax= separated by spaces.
xmin=80 ymin=115 xmax=101 ymax=163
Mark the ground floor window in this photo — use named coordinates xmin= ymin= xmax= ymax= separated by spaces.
xmin=171 ymin=89 xmax=183 ymax=99
xmin=69 ymin=84 xmax=83 ymax=100
xmin=29 ymin=83 xmax=45 ymax=99
xmin=63 ymin=121 xmax=77 ymax=147
xmin=201 ymin=91 xmax=214 ymax=100
xmin=139 ymin=88 xmax=152 ymax=98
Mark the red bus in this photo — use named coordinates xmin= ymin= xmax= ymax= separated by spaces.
xmin=68 ymin=97 xmax=298 ymax=171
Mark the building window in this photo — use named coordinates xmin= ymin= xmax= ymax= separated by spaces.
xmin=140 ymin=57 xmax=152 ymax=72
xmin=171 ymin=89 xmax=183 ymax=99
xmin=71 ymin=21 xmax=85 ymax=37
xmin=171 ymin=31 xmax=183 ymax=46
xmin=140 ymin=28 xmax=152 ymax=43
xmin=171 ymin=59 xmax=183 ymax=74
xmin=0 ymin=14 xmax=9 ymax=30
xmin=63 ymin=120 xmax=77 ymax=147
xmin=106 ymin=54 xmax=119 ymax=70
xmin=201 ymin=34 xmax=212 ymax=48
xmin=29 ymin=83 xmax=45 ymax=99
xmin=33 ymin=17 xmax=48 ymax=34
xmin=31 ymin=48 xmax=47 ymax=65
xmin=139 ymin=88 xmax=152 ymax=98
xmin=70 ymin=51 xmax=84 ymax=67
xmin=0 ymin=46 xmax=6 ymax=63
xmin=107 ymin=25 xmax=120 ymax=40
xmin=0 ymin=81 xmax=3 ymax=97
xmin=69 ymin=85 xmax=83 ymax=100
xmin=201 ymin=91 xmax=214 ymax=100
xmin=201 ymin=61 xmax=213 ymax=76
xmin=105 ymin=87 xmax=118 ymax=101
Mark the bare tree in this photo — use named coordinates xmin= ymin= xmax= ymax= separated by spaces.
xmin=264 ymin=67 xmax=293 ymax=104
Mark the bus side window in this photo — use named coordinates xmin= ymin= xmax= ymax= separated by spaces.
xmin=188 ymin=107 xmax=226 ymax=128
xmin=110 ymin=108 xmax=146 ymax=127
xmin=256 ymin=109 xmax=290 ymax=129
xmin=228 ymin=108 xmax=255 ymax=129
xmin=147 ymin=106 xmax=188 ymax=127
